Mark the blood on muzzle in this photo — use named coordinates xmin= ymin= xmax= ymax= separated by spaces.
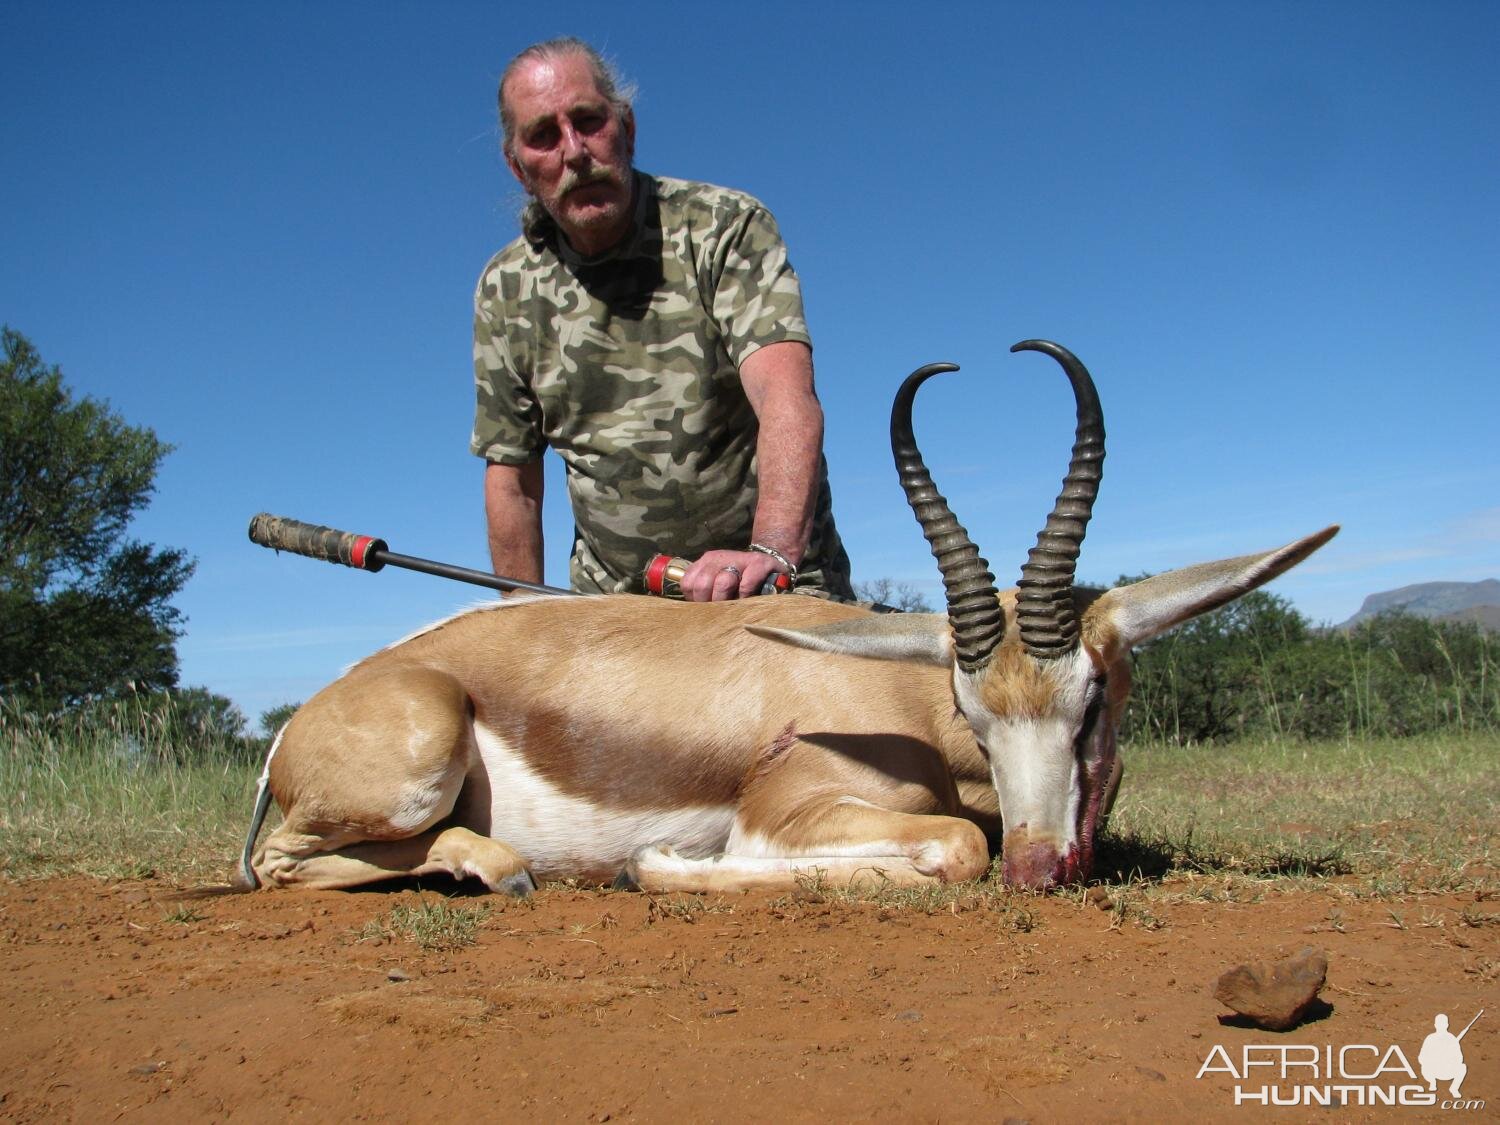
xmin=1001 ymin=831 xmax=1078 ymax=890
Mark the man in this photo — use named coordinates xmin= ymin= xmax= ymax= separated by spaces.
xmin=471 ymin=38 xmax=852 ymax=601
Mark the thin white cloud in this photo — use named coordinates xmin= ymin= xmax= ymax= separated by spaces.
xmin=1449 ymin=506 xmax=1500 ymax=544
xmin=1297 ymin=545 xmax=1443 ymax=576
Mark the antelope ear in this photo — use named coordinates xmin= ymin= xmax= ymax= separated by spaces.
xmin=746 ymin=614 xmax=953 ymax=666
xmin=1090 ymin=526 xmax=1338 ymax=651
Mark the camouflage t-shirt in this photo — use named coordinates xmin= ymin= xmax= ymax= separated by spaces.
xmin=472 ymin=172 xmax=851 ymax=596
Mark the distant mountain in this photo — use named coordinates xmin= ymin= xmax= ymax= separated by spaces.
xmin=1340 ymin=578 xmax=1500 ymax=630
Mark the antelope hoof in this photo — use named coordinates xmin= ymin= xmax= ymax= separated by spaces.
xmin=611 ymin=868 xmax=640 ymax=892
xmin=496 ymin=870 xmax=537 ymax=898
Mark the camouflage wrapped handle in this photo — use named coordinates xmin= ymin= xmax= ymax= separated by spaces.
xmin=247 ymin=513 xmax=387 ymax=572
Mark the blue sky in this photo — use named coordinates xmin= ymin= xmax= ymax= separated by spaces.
xmin=4 ymin=2 xmax=1496 ymax=727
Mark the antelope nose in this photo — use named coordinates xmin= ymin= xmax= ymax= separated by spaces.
xmin=1001 ymin=839 xmax=1070 ymax=890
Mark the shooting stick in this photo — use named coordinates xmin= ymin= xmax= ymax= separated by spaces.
xmin=247 ymin=513 xmax=576 ymax=598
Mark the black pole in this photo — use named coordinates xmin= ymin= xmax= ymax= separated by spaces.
xmin=369 ymin=548 xmax=577 ymax=598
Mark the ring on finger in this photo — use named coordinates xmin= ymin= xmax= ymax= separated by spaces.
xmin=721 ymin=564 xmax=743 ymax=578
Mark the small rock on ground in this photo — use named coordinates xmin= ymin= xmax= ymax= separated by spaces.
xmin=1213 ymin=947 xmax=1328 ymax=1031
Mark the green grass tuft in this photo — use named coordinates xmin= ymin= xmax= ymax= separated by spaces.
xmin=357 ymin=899 xmax=492 ymax=950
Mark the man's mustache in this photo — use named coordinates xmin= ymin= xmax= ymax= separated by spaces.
xmin=559 ymin=167 xmax=621 ymax=196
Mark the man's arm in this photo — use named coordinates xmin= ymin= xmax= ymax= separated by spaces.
xmin=679 ymin=340 xmax=822 ymax=601
xmin=484 ymin=459 xmax=546 ymax=585
xmin=741 ymin=340 xmax=821 ymax=562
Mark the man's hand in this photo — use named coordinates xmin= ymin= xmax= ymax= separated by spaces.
xmin=678 ymin=548 xmax=787 ymax=602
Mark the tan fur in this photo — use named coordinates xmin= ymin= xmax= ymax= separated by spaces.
xmin=254 ymin=594 xmax=994 ymax=893
xmin=977 ymin=641 xmax=1059 ymax=719
xmin=1080 ymin=601 xmax=1123 ymax=666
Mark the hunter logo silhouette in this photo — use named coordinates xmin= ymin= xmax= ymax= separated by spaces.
xmin=1419 ymin=1009 xmax=1482 ymax=1099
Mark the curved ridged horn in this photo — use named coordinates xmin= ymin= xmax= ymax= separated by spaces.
xmin=891 ymin=363 xmax=1005 ymax=673
xmin=1010 ymin=340 xmax=1105 ymax=659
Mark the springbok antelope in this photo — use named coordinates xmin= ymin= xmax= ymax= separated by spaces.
xmin=240 ymin=340 xmax=1335 ymax=894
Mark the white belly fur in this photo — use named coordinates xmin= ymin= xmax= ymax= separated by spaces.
xmin=469 ymin=723 xmax=736 ymax=880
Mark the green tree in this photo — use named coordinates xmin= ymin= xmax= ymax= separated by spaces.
xmin=70 ymin=686 xmax=252 ymax=765
xmin=1120 ymin=584 xmax=1311 ymax=744
xmin=1342 ymin=612 xmax=1498 ymax=735
xmin=259 ymin=701 xmax=302 ymax=739
xmin=1117 ymin=568 xmax=1497 ymax=744
xmin=0 ymin=328 xmax=194 ymax=708
xmin=168 ymin=686 xmax=249 ymax=743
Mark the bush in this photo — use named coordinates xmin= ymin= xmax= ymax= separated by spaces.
xmin=1120 ymin=591 xmax=1496 ymax=745
xmin=3 ymin=687 xmax=258 ymax=768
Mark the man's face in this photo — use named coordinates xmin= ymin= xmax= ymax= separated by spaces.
xmin=503 ymin=52 xmax=636 ymax=256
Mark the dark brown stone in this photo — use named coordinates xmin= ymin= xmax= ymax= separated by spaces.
xmin=1213 ymin=947 xmax=1328 ymax=1031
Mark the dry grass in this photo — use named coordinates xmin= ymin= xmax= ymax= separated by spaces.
xmin=3 ymin=705 xmax=1493 ymax=910
xmin=1102 ymin=732 xmax=1498 ymax=900
xmin=0 ymin=703 xmax=259 ymax=882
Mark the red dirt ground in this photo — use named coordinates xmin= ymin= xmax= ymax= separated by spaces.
xmin=0 ymin=877 xmax=1494 ymax=1122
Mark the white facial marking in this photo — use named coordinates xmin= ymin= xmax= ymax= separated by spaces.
xmin=953 ymin=648 xmax=1095 ymax=849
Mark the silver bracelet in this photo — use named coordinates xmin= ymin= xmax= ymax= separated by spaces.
xmin=748 ymin=542 xmax=798 ymax=582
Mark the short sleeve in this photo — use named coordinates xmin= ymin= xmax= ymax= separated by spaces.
xmin=709 ymin=204 xmax=812 ymax=369
xmin=470 ymin=260 xmax=545 ymax=464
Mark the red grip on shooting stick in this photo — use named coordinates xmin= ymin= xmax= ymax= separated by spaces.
xmin=642 ymin=554 xmax=792 ymax=597
xmin=247 ymin=513 xmax=388 ymax=572
xmin=643 ymin=554 xmax=681 ymax=596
